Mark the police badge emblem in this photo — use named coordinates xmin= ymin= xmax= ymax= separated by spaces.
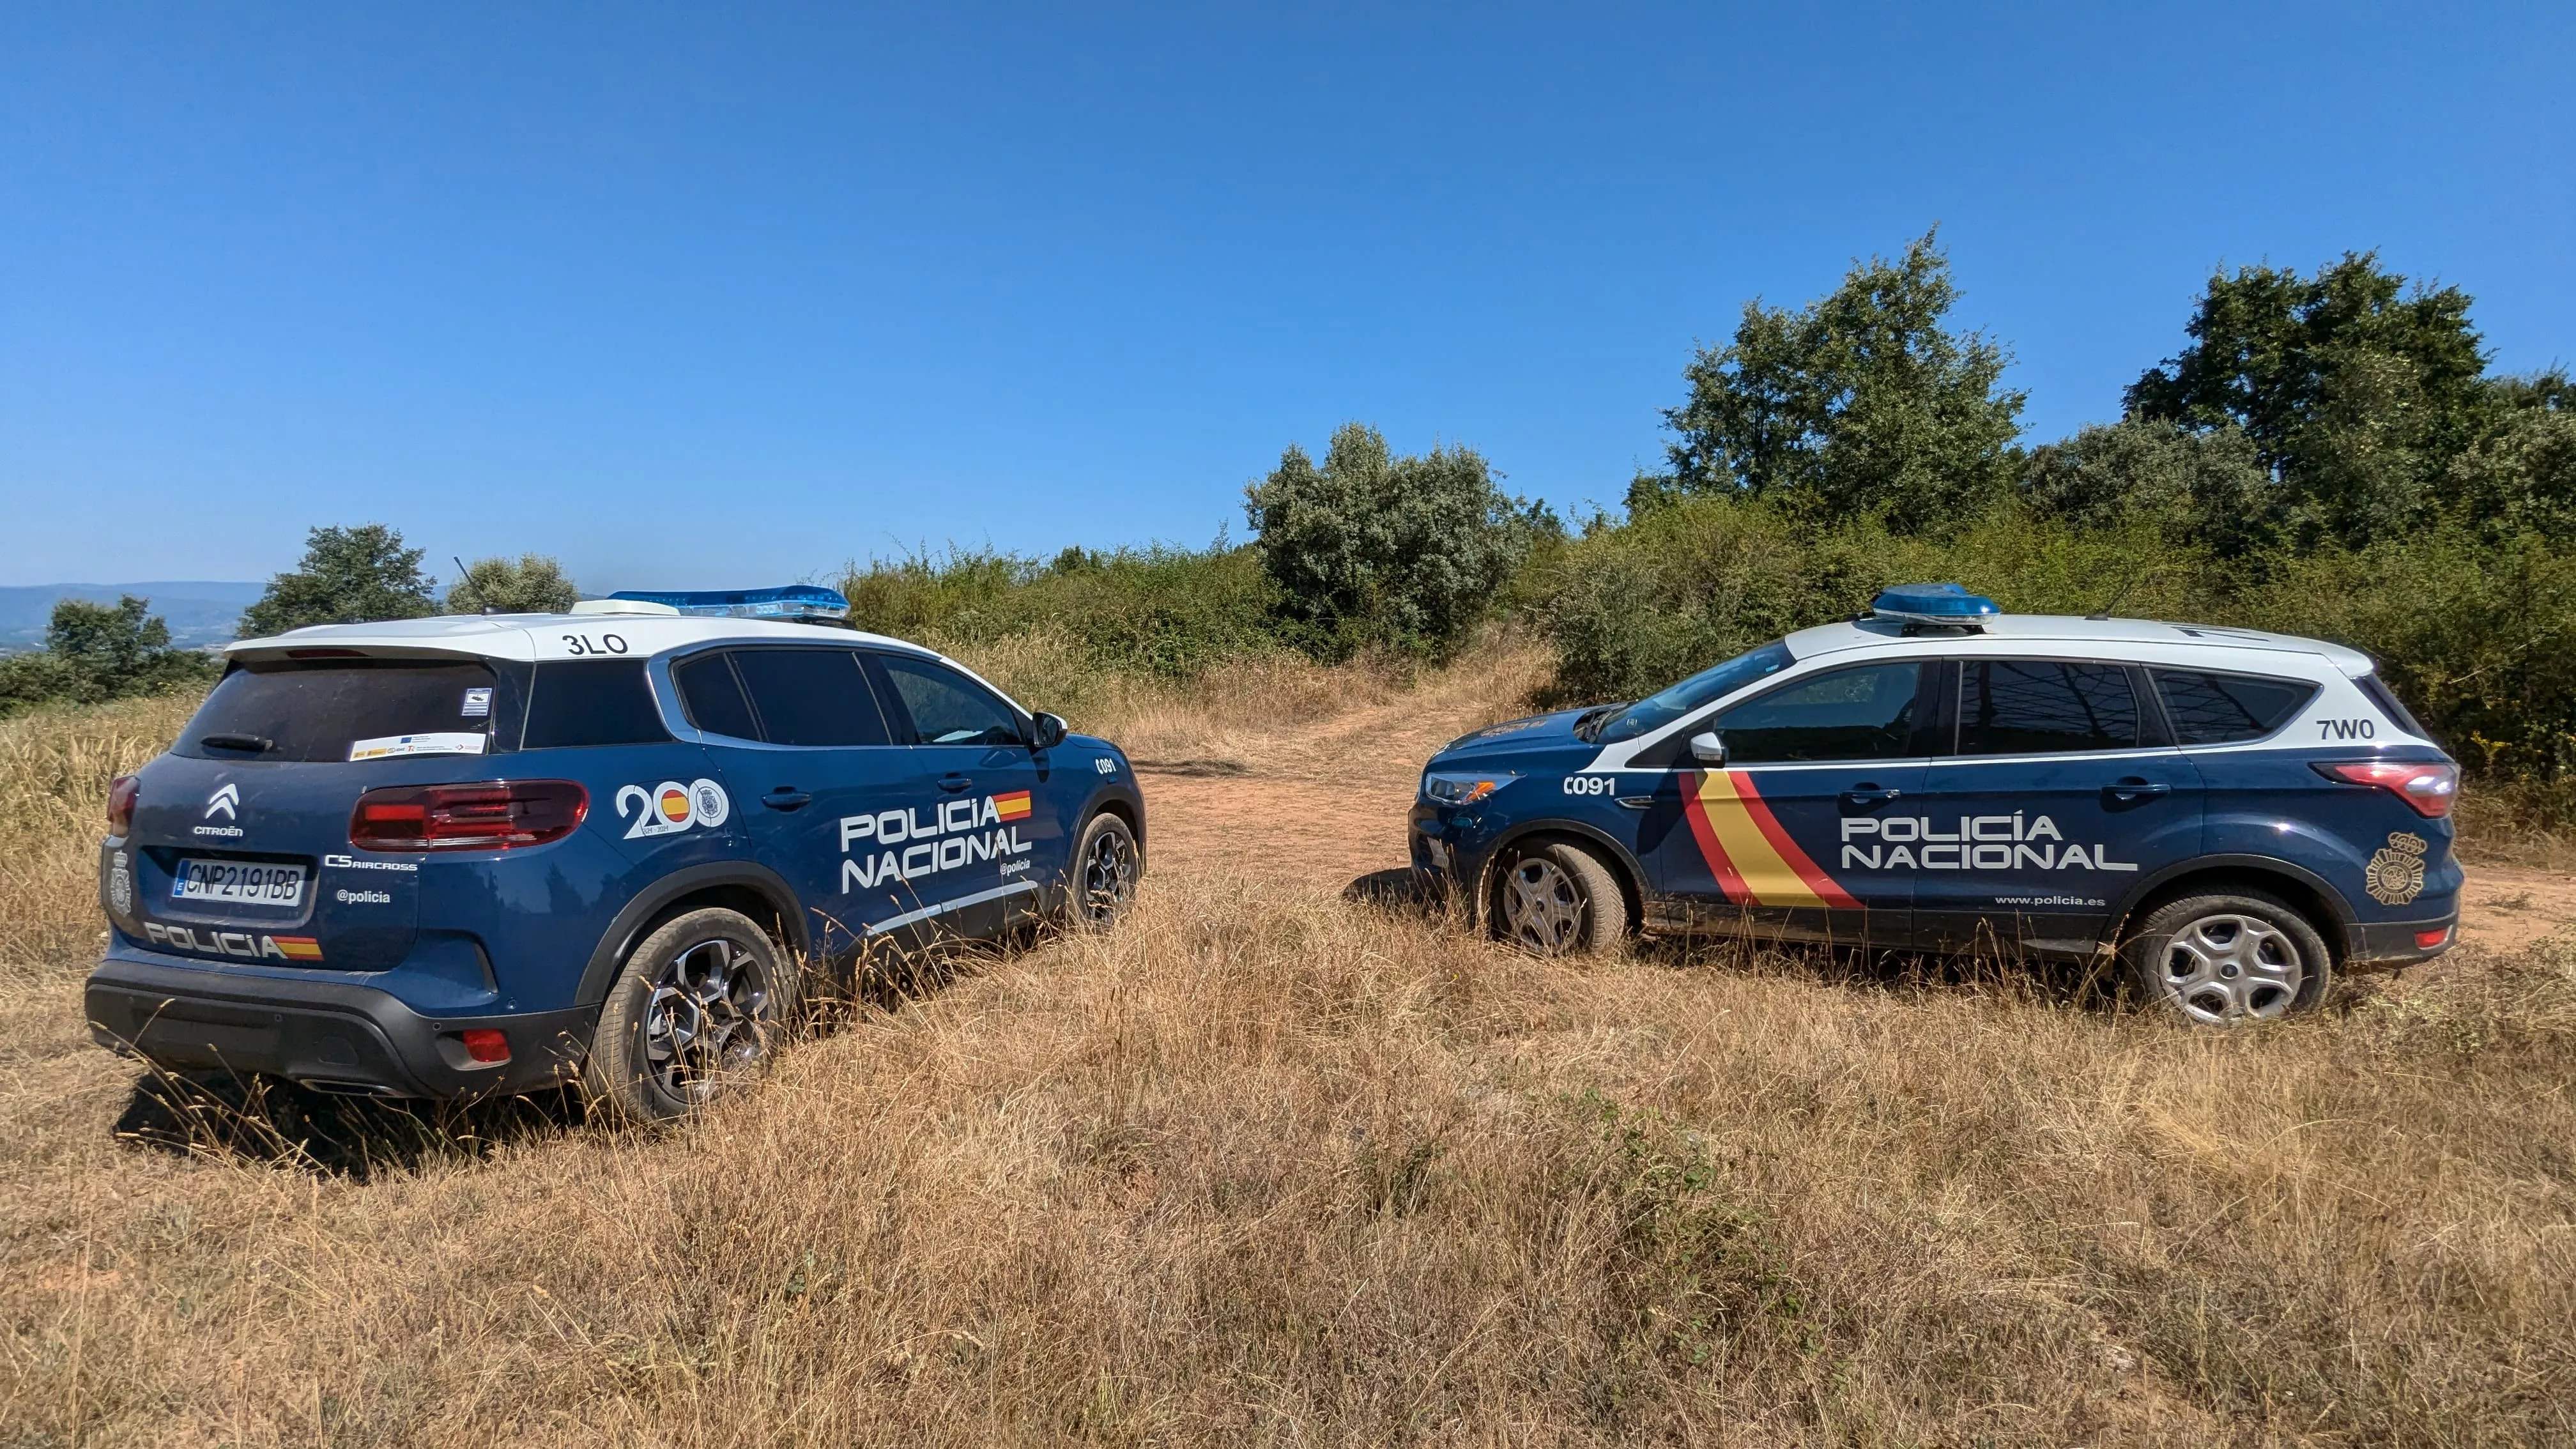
xmin=2365 ymin=831 xmax=2428 ymax=906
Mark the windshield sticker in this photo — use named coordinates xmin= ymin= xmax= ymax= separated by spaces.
xmin=461 ymin=687 xmax=493 ymax=717
xmin=618 ymin=779 xmax=730 ymax=839
xmin=349 ymin=732 xmax=489 ymax=762
xmin=839 ymin=793 xmax=1032 ymax=891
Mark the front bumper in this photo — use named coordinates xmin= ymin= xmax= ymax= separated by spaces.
xmin=86 ymin=956 xmax=595 ymax=1100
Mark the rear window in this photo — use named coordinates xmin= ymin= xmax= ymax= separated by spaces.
xmin=674 ymin=652 xmax=762 ymax=742
xmin=523 ymin=659 xmax=672 ymax=749
xmin=179 ymin=659 xmax=499 ymax=763
xmin=2152 ymin=670 xmax=2319 ymax=746
xmin=2356 ymin=673 xmax=2431 ymax=740
xmin=1959 ymin=661 xmax=2142 ymax=755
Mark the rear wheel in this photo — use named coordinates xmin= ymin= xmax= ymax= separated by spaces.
xmin=585 ymin=907 xmax=798 ymax=1123
xmin=2125 ymin=890 xmax=2331 ymax=1024
xmin=1493 ymin=840 xmax=1629 ymax=955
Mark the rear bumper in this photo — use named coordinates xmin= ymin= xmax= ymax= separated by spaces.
xmin=2347 ymin=916 xmax=2461 ymax=969
xmin=85 ymin=956 xmax=595 ymax=1100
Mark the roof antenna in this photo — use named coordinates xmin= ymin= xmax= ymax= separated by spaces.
xmin=2088 ymin=572 xmax=2142 ymax=621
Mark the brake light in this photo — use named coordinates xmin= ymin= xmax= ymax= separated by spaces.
xmin=349 ymin=781 xmax=588 ymax=851
xmin=458 ymin=1029 xmax=511 ymax=1064
xmin=107 ymin=774 xmax=139 ymax=837
xmin=2313 ymin=760 xmax=2458 ymax=818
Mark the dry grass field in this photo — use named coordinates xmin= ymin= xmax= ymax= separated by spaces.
xmin=3 ymin=657 xmax=2574 ymax=1446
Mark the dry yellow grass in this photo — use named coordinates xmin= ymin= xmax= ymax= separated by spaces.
xmin=3 ymin=672 xmax=2573 ymax=1446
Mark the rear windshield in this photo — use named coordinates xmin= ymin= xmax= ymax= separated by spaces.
xmin=178 ymin=659 xmax=500 ymax=763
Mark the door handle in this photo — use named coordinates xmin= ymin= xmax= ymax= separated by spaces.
xmin=1616 ymin=795 xmax=1655 ymax=810
xmin=937 ymin=774 xmax=973 ymax=793
xmin=1841 ymin=785 xmax=1903 ymax=806
xmin=2104 ymin=778 xmax=2171 ymax=803
xmin=762 ymin=788 xmax=812 ymax=812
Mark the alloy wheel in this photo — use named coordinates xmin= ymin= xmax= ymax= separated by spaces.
xmin=641 ymin=935 xmax=775 ymax=1103
xmin=2158 ymin=912 xmax=2305 ymax=1023
xmin=1080 ymin=824 xmax=1138 ymax=923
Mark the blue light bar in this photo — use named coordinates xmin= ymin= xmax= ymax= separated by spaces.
xmin=1870 ymin=582 xmax=1999 ymax=626
xmin=606 ymin=584 xmax=851 ymax=620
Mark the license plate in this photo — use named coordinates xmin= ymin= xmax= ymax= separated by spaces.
xmin=171 ymin=858 xmax=308 ymax=908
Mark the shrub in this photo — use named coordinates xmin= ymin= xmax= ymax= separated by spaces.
xmin=445 ymin=554 xmax=579 ymax=615
xmin=240 ymin=524 xmax=437 ymax=637
xmin=839 ymin=544 xmax=1282 ymax=678
xmin=0 ymin=596 xmax=215 ymax=719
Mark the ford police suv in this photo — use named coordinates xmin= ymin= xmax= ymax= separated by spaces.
xmin=1412 ymin=584 xmax=2459 ymax=1022
xmin=87 ymin=586 xmax=1145 ymax=1118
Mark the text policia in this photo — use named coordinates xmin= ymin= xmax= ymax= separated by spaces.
xmin=1837 ymin=813 xmax=2138 ymax=873
xmin=838 ymin=790 xmax=1035 ymax=891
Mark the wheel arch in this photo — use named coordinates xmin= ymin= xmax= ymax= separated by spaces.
xmin=2108 ymin=854 xmax=2356 ymax=960
xmin=576 ymin=862 xmax=811 ymax=1007
xmin=1473 ymin=819 xmax=1648 ymax=935
xmin=1080 ymin=783 xmax=1147 ymax=870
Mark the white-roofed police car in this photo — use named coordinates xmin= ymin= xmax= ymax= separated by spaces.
xmin=1411 ymin=584 xmax=2458 ymax=1023
xmin=87 ymin=586 xmax=1144 ymax=1118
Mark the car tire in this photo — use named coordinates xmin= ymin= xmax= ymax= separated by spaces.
xmin=2124 ymin=889 xmax=2333 ymax=1025
xmin=1492 ymin=839 xmax=1629 ymax=955
xmin=585 ymin=907 xmax=799 ymax=1123
xmin=1068 ymin=810 xmax=1141 ymax=930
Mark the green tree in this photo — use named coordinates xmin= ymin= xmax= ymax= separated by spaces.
xmin=0 ymin=595 xmax=213 ymax=716
xmin=239 ymin=524 xmax=437 ymax=638
xmin=2018 ymin=417 xmax=2274 ymax=555
xmin=2442 ymin=373 xmax=2576 ymax=542
xmin=445 ymin=553 xmax=580 ymax=615
xmin=1245 ymin=423 xmax=1550 ymax=659
xmin=2124 ymin=252 xmax=2495 ymax=548
xmin=1657 ymin=229 xmax=2025 ymax=532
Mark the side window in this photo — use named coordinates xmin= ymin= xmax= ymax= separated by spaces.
xmin=1959 ymin=661 xmax=2140 ymax=755
xmin=673 ymin=652 xmax=761 ymax=742
xmin=523 ymin=659 xmax=673 ymax=749
xmin=1711 ymin=662 xmax=1922 ymax=763
xmin=2154 ymin=670 xmax=2320 ymax=746
xmin=730 ymin=648 xmax=893 ymax=747
xmin=871 ymin=655 xmax=1025 ymax=746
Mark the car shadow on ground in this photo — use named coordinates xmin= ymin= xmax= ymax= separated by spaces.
xmin=112 ymin=1069 xmax=590 ymax=1181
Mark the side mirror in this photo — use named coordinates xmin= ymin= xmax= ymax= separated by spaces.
xmin=1031 ymin=711 xmax=1069 ymax=751
xmin=1688 ymin=730 xmax=1727 ymax=765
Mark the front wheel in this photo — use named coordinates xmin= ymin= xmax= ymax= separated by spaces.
xmin=1492 ymin=840 xmax=1630 ymax=955
xmin=1069 ymin=811 xmax=1140 ymax=930
xmin=2124 ymin=890 xmax=2332 ymax=1024
xmin=585 ymin=907 xmax=799 ymax=1123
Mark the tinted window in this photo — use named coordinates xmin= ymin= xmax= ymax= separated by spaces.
xmin=1712 ymin=663 xmax=1921 ymax=763
xmin=732 ymin=648 xmax=891 ymax=747
xmin=2154 ymin=670 xmax=2319 ymax=746
xmin=524 ymin=659 xmax=672 ymax=748
xmin=2354 ymin=673 xmax=2428 ymax=740
xmin=674 ymin=653 xmax=761 ymax=741
xmin=1961 ymin=661 xmax=2140 ymax=755
xmin=1597 ymin=641 xmax=1797 ymax=744
xmin=179 ymin=659 xmax=498 ymax=763
xmin=873 ymin=656 xmax=1024 ymax=746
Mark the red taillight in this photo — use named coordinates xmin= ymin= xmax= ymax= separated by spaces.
xmin=349 ymin=781 xmax=588 ymax=851
xmin=458 ymin=1029 xmax=511 ymax=1064
xmin=2416 ymin=926 xmax=2453 ymax=949
xmin=2314 ymin=760 xmax=2459 ymax=818
xmin=107 ymin=774 xmax=139 ymax=837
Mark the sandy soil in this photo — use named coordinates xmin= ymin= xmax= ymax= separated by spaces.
xmin=1135 ymin=689 xmax=2576 ymax=957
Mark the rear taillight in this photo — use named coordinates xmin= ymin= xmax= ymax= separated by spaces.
xmin=458 ymin=1029 xmax=511 ymax=1064
xmin=107 ymin=774 xmax=139 ymax=837
xmin=349 ymin=781 xmax=588 ymax=851
xmin=2313 ymin=760 xmax=2459 ymax=818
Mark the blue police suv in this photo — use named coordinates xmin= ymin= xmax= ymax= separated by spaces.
xmin=87 ymin=586 xmax=1144 ymax=1119
xmin=1411 ymin=585 xmax=2460 ymax=1023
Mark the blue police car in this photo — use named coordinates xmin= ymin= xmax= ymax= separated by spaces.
xmin=87 ymin=586 xmax=1145 ymax=1119
xmin=1411 ymin=584 xmax=2460 ymax=1022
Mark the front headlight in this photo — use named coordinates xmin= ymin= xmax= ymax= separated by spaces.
xmin=1422 ymin=769 xmax=1518 ymax=806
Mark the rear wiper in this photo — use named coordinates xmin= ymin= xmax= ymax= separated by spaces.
xmin=200 ymin=733 xmax=275 ymax=753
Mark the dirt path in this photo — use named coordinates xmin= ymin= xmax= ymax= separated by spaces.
xmin=1135 ymin=687 xmax=2576 ymax=956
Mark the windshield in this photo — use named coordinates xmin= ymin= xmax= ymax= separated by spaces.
xmin=1594 ymin=640 xmax=1795 ymax=744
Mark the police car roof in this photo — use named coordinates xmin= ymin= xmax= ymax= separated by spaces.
xmin=1785 ymin=612 xmax=2376 ymax=675
xmin=221 ymin=612 xmax=943 ymax=665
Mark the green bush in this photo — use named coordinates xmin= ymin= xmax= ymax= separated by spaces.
xmin=0 ymin=595 xmax=215 ymax=718
xmin=838 ymin=544 xmax=1283 ymax=678
xmin=446 ymin=553 xmax=579 ymax=615
xmin=240 ymin=524 xmax=437 ymax=637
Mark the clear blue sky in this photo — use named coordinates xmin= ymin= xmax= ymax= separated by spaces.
xmin=3 ymin=3 xmax=2568 ymax=592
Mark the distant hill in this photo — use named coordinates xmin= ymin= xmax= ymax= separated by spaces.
xmin=0 ymin=581 xmax=268 ymax=652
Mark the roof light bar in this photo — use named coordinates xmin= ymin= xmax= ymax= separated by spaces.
xmin=602 ymin=585 xmax=851 ymax=621
xmin=1869 ymin=582 xmax=2000 ymax=629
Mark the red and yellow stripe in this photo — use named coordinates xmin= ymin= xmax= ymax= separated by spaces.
xmin=1682 ymin=770 xmax=1859 ymax=910
xmin=272 ymin=935 xmax=325 ymax=962
xmin=993 ymin=790 xmax=1032 ymax=821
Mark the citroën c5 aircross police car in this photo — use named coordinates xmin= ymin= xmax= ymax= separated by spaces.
xmin=1411 ymin=584 xmax=2460 ymax=1022
xmin=86 ymin=585 xmax=1145 ymax=1119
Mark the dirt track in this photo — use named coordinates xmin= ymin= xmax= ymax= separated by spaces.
xmin=1133 ymin=687 xmax=2576 ymax=958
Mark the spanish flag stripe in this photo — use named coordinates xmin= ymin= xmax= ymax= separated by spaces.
xmin=1728 ymin=772 xmax=1862 ymax=910
xmin=1681 ymin=786 xmax=1751 ymax=905
xmin=274 ymin=937 xmax=324 ymax=960
xmin=994 ymin=790 xmax=1032 ymax=819
xmin=1693 ymin=770 xmax=1823 ymax=907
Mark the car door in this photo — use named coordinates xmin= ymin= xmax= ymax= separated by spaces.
xmin=861 ymin=652 xmax=1052 ymax=943
xmin=671 ymin=645 xmax=915 ymax=960
xmin=1911 ymin=658 xmax=2204 ymax=954
xmin=1636 ymin=659 xmax=1931 ymax=949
